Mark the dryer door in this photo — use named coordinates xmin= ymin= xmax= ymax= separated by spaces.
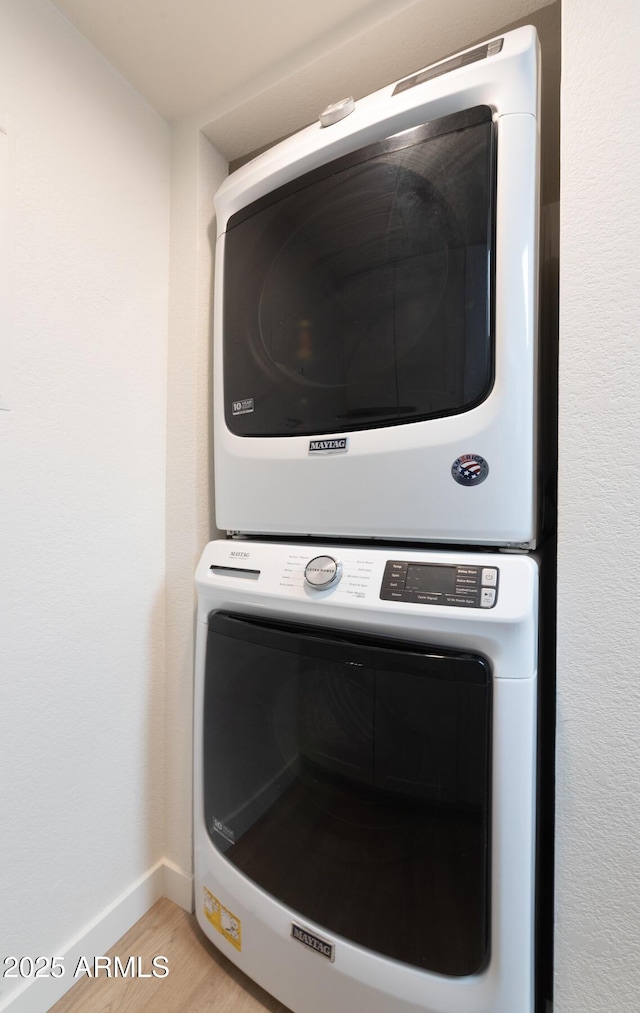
xmin=223 ymin=105 xmax=494 ymax=438
xmin=203 ymin=611 xmax=492 ymax=977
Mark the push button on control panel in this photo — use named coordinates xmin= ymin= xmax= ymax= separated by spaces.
xmin=380 ymin=561 xmax=499 ymax=608
xmin=481 ymin=568 xmax=498 ymax=587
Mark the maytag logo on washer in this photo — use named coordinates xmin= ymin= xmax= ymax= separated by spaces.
xmin=308 ymin=438 xmax=349 ymax=455
xmin=291 ymin=923 xmax=335 ymax=961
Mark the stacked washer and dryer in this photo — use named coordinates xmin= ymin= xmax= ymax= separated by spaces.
xmin=195 ymin=26 xmax=553 ymax=1013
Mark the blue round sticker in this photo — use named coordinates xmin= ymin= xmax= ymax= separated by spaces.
xmin=452 ymin=454 xmax=489 ymax=486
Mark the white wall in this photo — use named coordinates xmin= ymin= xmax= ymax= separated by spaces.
xmin=0 ymin=1 xmax=170 ymax=1009
xmin=164 ymin=119 xmax=226 ymax=885
xmin=555 ymin=1 xmax=640 ymax=1011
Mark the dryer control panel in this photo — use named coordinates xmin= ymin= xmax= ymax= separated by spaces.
xmin=380 ymin=560 xmax=499 ymax=608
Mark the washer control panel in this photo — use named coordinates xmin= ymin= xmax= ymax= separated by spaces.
xmin=304 ymin=555 xmax=342 ymax=589
xmin=380 ymin=561 xmax=499 ymax=608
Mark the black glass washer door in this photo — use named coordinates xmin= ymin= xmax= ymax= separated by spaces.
xmin=203 ymin=612 xmax=492 ymax=977
xmin=223 ymin=105 xmax=494 ymax=437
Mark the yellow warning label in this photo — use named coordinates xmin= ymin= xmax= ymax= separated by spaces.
xmin=203 ymin=887 xmax=242 ymax=952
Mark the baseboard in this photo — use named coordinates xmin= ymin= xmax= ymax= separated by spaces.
xmin=0 ymin=862 xmax=165 ymax=1013
xmin=162 ymin=859 xmax=194 ymax=913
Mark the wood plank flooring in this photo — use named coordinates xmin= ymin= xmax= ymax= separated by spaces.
xmin=50 ymin=898 xmax=291 ymax=1013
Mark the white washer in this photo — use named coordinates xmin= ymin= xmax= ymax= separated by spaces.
xmin=194 ymin=539 xmax=539 ymax=1013
xmin=213 ymin=26 xmax=540 ymax=548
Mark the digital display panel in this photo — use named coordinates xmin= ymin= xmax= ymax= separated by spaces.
xmin=405 ymin=564 xmax=457 ymax=594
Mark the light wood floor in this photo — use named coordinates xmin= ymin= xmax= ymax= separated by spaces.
xmin=50 ymin=898 xmax=291 ymax=1013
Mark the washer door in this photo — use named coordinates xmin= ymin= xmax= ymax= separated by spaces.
xmin=203 ymin=612 xmax=492 ymax=976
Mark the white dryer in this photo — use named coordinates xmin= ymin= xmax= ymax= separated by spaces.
xmin=212 ymin=27 xmax=541 ymax=547
xmin=194 ymin=539 xmax=540 ymax=1013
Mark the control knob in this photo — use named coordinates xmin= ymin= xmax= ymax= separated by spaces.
xmin=304 ymin=555 xmax=342 ymax=589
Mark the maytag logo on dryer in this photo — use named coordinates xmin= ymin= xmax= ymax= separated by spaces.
xmin=291 ymin=923 xmax=335 ymax=962
xmin=308 ymin=438 xmax=349 ymax=455
xmin=230 ymin=551 xmax=250 ymax=559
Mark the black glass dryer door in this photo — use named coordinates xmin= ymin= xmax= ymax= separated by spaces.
xmin=203 ymin=612 xmax=492 ymax=977
xmin=223 ymin=105 xmax=495 ymax=437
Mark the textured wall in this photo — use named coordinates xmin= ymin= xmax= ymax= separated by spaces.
xmin=0 ymin=0 xmax=170 ymax=1005
xmin=555 ymin=1 xmax=640 ymax=1010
